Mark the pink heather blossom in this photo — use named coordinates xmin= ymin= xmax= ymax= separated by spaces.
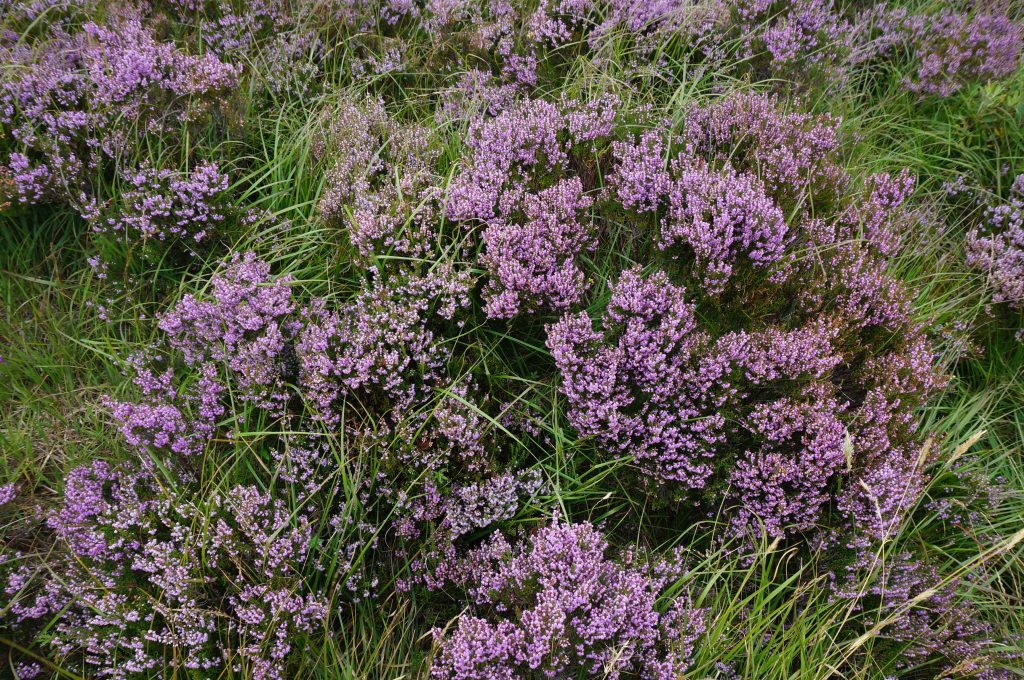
xmin=480 ymin=177 xmax=596 ymax=317
xmin=431 ymin=521 xmax=704 ymax=679
xmin=661 ymin=156 xmax=790 ymax=294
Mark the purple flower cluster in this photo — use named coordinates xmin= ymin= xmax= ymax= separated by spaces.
xmin=662 ymin=156 xmax=789 ymax=293
xmin=446 ymin=96 xmax=616 ymax=223
xmin=447 ymin=96 xmax=617 ymax=316
xmin=966 ymin=175 xmax=1024 ymax=311
xmin=88 ymin=162 xmax=231 ymax=252
xmin=728 ymin=388 xmax=846 ymax=537
xmin=158 ymin=251 xmax=297 ymax=409
xmin=547 ymin=268 xmax=724 ymax=488
xmin=431 ymin=521 xmax=704 ymax=679
xmin=761 ymin=0 xmax=849 ymax=69
xmin=316 ymin=98 xmax=442 ymax=260
xmin=297 ymin=265 xmax=471 ymax=427
xmin=5 ymin=461 xmax=326 ymax=680
xmin=0 ymin=17 xmax=239 ymax=206
xmin=108 ymin=252 xmax=297 ymax=459
xmin=850 ymin=5 xmax=1023 ymax=97
xmin=480 ymin=177 xmax=595 ymax=317
xmin=903 ymin=9 xmax=1022 ymax=97
xmin=97 ymin=248 xmax=541 ymax=605
xmin=547 ymin=98 xmax=942 ymax=538
xmin=843 ymin=169 xmax=917 ymax=258
xmin=681 ymin=91 xmax=847 ymax=203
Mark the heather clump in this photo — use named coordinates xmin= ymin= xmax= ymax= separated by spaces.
xmin=446 ymin=95 xmax=618 ymax=316
xmin=550 ymin=109 xmax=941 ymax=541
xmin=661 ymin=156 xmax=790 ymax=294
xmin=849 ymin=5 xmax=1023 ymax=97
xmin=316 ymin=98 xmax=443 ymax=261
xmin=680 ymin=91 xmax=847 ymax=205
xmin=3 ymin=461 xmax=325 ymax=680
xmin=100 ymin=250 xmax=539 ymax=603
xmin=966 ymin=174 xmax=1024 ymax=313
xmin=903 ymin=10 xmax=1022 ymax=96
xmin=296 ymin=264 xmax=471 ymax=427
xmin=760 ymin=0 xmax=849 ymax=69
xmin=293 ymin=263 xmax=548 ymax=572
xmin=546 ymin=267 xmax=724 ymax=489
xmin=430 ymin=521 xmax=704 ymax=679
xmin=108 ymin=252 xmax=297 ymax=462
xmin=162 ymin=0 xmax=325 ymax=98
xmin=0 ymin=16 xmax=239 ymax=207
xmin=479 ymin=177 xmax=595 ymax=317
xmin=86 ymin=161 xmax=232 ymax=258
xmin=445 ymin=96 xmax=617 ymax=224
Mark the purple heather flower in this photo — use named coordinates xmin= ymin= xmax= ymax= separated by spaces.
xmin=431 ymin=521 xmax=704 ymax=679
xmin=480 ymin=177 xmax=596 ymax=317
xmin=661 ymin=156 xmax=789 ymax=294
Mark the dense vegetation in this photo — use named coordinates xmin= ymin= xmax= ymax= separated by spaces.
xmin=2 ymin=0 xmax=1023 ymax=677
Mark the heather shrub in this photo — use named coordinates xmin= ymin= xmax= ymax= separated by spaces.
xmin=445 ymin=95 xmax=618 ymax=317
xmin=430 ymin=521 xmax=704 ymax=679
xmin=966 ymin=174 xmax=1024 ymax=313
xmin=101 ymin=250 xmax=541 ymax=601
xmin=296 ymin=263 xmax=472 ymax=427
xmin=107 ymin=251 xmax=297 ymax=460
xmin=548 ymin=100 xmax=943 ymax=542
xmin=679 ymin=91 xmax=847 ymax=206
xmin=167 ymin=0 xmax=323 ymax=84
xmin=3 ymin=461 xmax=324 ymax=679
xmin=85 ymin=161 xmax=233 ymax=261
xmin=849 ymin=4 xmax=1023 ymax=96
xmin=315 ymin=98 xmax=443 ymax=261
xmin=0 ymin=15 xmax=239 ymax=208
xmin=826 ymin=437 xmax=1020 ymax=676
xmin=729 ymin=0 xmax=851 ymax=82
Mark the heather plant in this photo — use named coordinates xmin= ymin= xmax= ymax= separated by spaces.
xmin=550 ymin=105 xmax=943 ymax=544
xmin=966 ymin=174 xmax=1024 ymax=314
xmin=0 ymin=15 xmax=239 ymax=208
xmin=85 ymin=161 xmax=233 ymax=261
xmin=430 ymin=520 xmax=705 ymax=679
xmin=728 ymin=0 xmax=851 ymax=82
xmin=678 ymin=91 xmax=847 ymax=206
xmin=848 ymin=4 xmax=1023 ymax=96
xmin=446 ymin=95 xmax=618 ymax=317
xmin=100 ymin=249 xmax=542 ymax=606
xmin=315 ymin=98 xmax=443 ymax=262
xmin=107 ymin=251 xmax=297 ymax=463
xmin=2 ymin=461 xmax=326 ymax=679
